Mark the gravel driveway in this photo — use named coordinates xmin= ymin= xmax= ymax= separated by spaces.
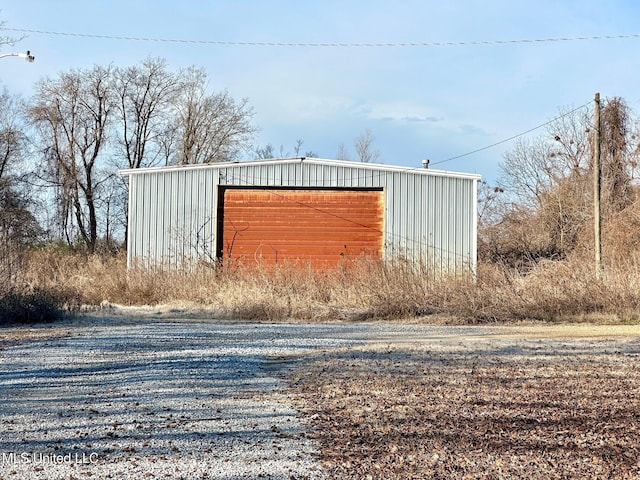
xmin=0 ymin=319 xmax=385 ymax=479
xmin=3 ymin=319 xmax=634 ymax=479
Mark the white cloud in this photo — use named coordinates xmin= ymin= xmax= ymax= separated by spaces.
xmin=359 ymin=101 xmax=443 ymax=124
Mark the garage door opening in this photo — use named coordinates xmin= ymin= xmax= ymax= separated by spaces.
xmin=216 ymin=187 xmax=384 ymax=267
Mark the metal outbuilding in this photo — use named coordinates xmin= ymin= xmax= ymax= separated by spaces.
xmin=119 ymin=158 xmax=480 ymax=272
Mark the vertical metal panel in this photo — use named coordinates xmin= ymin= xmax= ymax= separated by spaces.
xmin=174 ymin=170 xmax=184 ymax=265
xmin=125 ymin=174 xmax=134 ymax=268
xmin=187 ymin=169 xmax=197 ymax=258
xmin=122 ymin=159 xmax=479 ymax=273
xmin=442 ymin=175 xmax=451 ymax=271
xmin=127 ymin=174 xmax=140 ymax=267
xmin=150 ymin=172 xmax=161 ymax=264
xmin=203 ymin=167 xmax=216 ymax=260
xmin=161 ymin=171 xmax=173 ymax=265
xmin=141 ymin=173 xmax=154 ymax=263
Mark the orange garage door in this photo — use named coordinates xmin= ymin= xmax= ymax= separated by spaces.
xmin=218 ymin=187 xmax=384 ymax=266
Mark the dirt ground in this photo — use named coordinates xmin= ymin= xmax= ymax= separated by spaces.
xmin=288 ymin=324 xmax=640 ymax=479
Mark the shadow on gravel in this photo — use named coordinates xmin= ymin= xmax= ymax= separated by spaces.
xmin=0 ymin=322 xmax=348 ymax=479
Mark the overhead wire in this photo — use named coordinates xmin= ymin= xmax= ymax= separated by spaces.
xmin=6 ymin=27 xmax=640 ymax=48
xmin=211 ymin=98 xmax=594 ymax=261
xmin=140 ymin=95 xmax=594 ymax=212
xmin=244 ymin=99 xmax=593 ymax=176
xmin=430 ymin=101 xmax=592 ymax=166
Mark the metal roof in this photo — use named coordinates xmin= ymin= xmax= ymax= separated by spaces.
xmin=118 ymin=157 xmax=482 ymax=181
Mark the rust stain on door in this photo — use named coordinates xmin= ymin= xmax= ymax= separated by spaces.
xmin=220 ymin=188 xmax=384 ymax=266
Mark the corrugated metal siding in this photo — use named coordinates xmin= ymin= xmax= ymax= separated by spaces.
xmin=122 ymin=159 xmax=479 ymax=272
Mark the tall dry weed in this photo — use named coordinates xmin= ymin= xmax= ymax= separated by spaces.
xmin=20 ymin=247 xmax=640 ymax=323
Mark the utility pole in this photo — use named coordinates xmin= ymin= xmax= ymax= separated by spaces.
xmin=593 ymin=92 xmax=602 ymax=279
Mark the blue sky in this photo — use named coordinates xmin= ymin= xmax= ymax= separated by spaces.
xmin=2 ymin=0 xmax=640 ymax=183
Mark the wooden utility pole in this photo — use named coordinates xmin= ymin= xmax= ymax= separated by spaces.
xmin=594 ymin=92 xmax=602 ymax=278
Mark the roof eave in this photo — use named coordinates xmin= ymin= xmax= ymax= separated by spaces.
xmin=118 ymin=157 xmax=482 ymax=181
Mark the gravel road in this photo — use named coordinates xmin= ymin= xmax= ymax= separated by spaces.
xmin=0 ymin=318 xmax=472 ymax=479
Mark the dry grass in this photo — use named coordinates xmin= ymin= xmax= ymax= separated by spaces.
xmin=289 ymin=338 xmax=640 ymax=479
xmin=16 ymin=247 xmax=640 ymax=323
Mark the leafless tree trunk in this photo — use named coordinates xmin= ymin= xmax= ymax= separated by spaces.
xmin=112 ymin=58 xmax=180 ymax=243
xmin=0 ymin=87 xmax=27 ymax=183
xmin=29 ymin=66 xmax=113 ymax=253
xmin=0 ymin=87 xmax=37 ymax=285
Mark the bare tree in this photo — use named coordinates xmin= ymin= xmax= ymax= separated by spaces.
xmin=354 ymin=128 xmax=380 ymax=163
xmin=174 ymin=67 xmax=258 ymax=164
xmin=499 ymin=136 xmax=556 ymax=208
xmin=110 ymin=58 xmax=180 ymax=245
xmin=29 ymin=66 xmax=114 ymax=253
xmin=336 ymin=143 xmax=351 ymax=161
xmin=291 ymin=138 xmax=302 ymax=156
xmin=477 ymin=180 xmax=504 ymax=228
xmin=0 ymin=87 xmax=39 ymax=283
xmin=254 ymin=143 xmax=276 ymax=159
xmin=294 ymin=138 xmax=318 ymax=158
xmin=20 ymin=58 xmax=262 ymax=251
xmin=253 ymin=138 xmax=317 ymax=159
xmin=113 ymin=57 xmax=179 ymax=170
xmin=500 ymin=106 xmax=592 ymax=208
xmin=0 ymin=87 xmax=27 ymax=182
xmin=496 ymin=107 xmax=596 ymax=263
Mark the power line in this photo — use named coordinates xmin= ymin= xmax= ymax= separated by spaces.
xmin=7 ymin=27 xmax=640 ymax=48
xmin=431 ymin=101 xmax=591 ymax=166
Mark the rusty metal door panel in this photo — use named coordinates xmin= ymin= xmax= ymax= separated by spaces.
xmin=220 ymin=188 xmax=384 ymax=266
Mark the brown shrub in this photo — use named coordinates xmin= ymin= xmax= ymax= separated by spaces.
xmin=0 ymin=287 xmax=66 ymax=325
